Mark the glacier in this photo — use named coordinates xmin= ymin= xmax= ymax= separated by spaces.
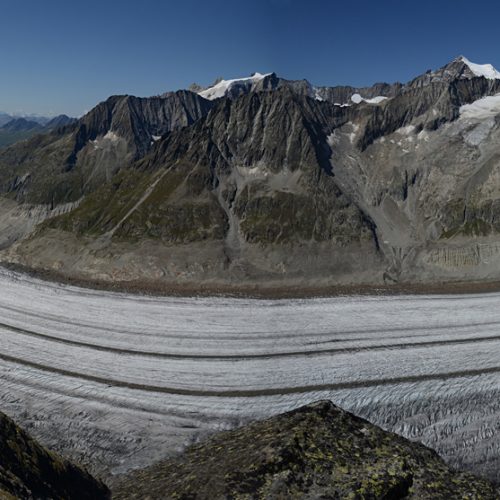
xmin=0 ymin=267 xmax=500 ymax=483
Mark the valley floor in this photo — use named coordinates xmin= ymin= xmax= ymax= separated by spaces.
xmin=1 ymin=267 xmax=500 ymax=486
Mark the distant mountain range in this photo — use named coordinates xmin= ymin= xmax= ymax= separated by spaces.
xmin=1 ymin=56 xmax=500 ymax=290
xmin=0 ymin=114 xmax=76 ymax=148
xmin=0 ymin=111 xmax=63 ymax=127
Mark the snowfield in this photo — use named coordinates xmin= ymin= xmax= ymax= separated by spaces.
xmin=1 ymin=268 xmax=500 ymax=482
xmin=461 ymin=56 xmax=500 ymax=80
xmin=198 ymin=73 xmax=271 ymax=100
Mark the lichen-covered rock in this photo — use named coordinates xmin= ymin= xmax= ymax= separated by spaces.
xmin=112 ymin=401 xmax=499 ymax=499
xmin=0 ymin=410 xmax=110 ymax=499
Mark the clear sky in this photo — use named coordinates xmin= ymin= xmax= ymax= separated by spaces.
xmin=1 ymin=0 xmax=499 ymax=117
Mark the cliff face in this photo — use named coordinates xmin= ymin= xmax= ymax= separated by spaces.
xmin=113 ymin=401 xmax=499 ymax=499
xmin=2 ymin=58 xmax=500 ymax=288
xmin=0 ymin=410 xmax=110 ymax=499
xmin=0 ymin=90 xmax=214 ymax=206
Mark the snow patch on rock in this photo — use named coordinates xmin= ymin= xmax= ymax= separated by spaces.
xmin=90 ymin=130 xmax=121 ymax=149
xmin=351 ymin=94 xmax=388 ymax=105
xmin=103 ymin=131 xmax=120 ymax=142
xmin=313 ymin=88 xmax=324 ymax=101
xmin=398 ymin=125 xmax=416 ymax=135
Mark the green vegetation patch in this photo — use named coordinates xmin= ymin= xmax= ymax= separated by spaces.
xmin=47 ymin=162 xmax=228 ymax=243
xmin=0 ymin=130 xmax=40 ymax=149
xmin=46 ymin=168 xmax=155 ymax=235
xmin=234 ymin=184 xmax=371 ymax=245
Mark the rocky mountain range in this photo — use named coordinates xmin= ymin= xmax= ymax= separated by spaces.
xmin=1 ymin=56 xmax=500 ymax=290
xmin=0 ymin=112 xmax=65 ymax=127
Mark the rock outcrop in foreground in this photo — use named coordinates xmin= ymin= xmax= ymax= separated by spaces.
xmin=0 ymin=410 xmax=110 ymax=499
xmin=113 ymin=401 xmax=499 ymax=499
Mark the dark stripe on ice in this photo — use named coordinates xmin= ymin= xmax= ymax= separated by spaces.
xmin=1 ymin=321 xmax=499 ymax=360
xmin=0 ymin=351 xmax=499 ymax=397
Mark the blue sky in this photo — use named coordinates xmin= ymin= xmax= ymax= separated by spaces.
xmin=1 ymin=0 xmax=499 ymax=116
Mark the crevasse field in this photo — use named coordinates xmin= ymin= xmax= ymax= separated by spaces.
xmin=1 ymin=268 xmax=500 ymax=482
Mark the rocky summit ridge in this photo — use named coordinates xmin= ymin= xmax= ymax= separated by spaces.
xmin=1 ymin=57 xmax=500 ymax=290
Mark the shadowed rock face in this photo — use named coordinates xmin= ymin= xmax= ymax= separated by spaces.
xmin=112 ymin=401 xmax=499 ymax=499
xmin=2 ymin=57 xmax=500 ymax=288
xmin=70 ymin=90 xmax=215 ymax=164
xmin=0 ymin=410 xmax=110 ymax=499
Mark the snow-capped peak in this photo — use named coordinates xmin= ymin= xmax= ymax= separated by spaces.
xmin=460 ymin=56 xmax=500 ymax=80
xmin=198 ymin=73 xmax=272 ymax=100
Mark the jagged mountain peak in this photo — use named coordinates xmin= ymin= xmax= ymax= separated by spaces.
xmin=409 ymin=55 xmax=500 ymax=87
xmin=145 ymin=84 xmax=346 ymax=177
xmin=77 ymin=90 xmax=213 ymax=141
xmin=192 ymin=56 xmax=500 ymax=108
xmin=44 ymin=114 xmax=77 ymax=130
xmin=443 ymin=55 xmax=500 ymax=80
xmin=458 ymin=55 xmax=500 ymax=80
xmin=192 ymin=71 xmax=404 ymax=108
